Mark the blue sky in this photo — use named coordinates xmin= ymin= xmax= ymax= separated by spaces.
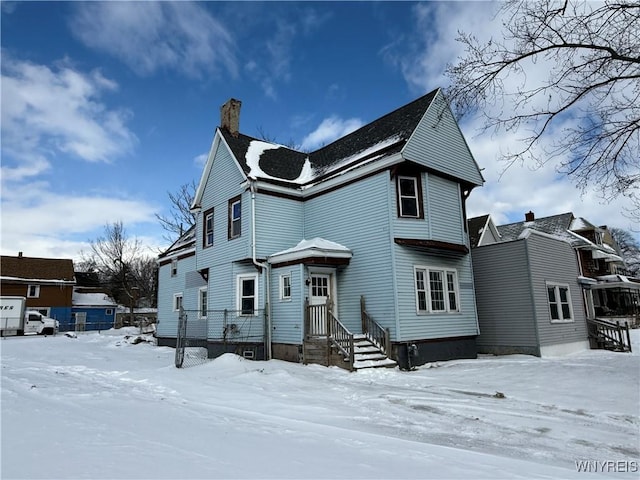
xmin=1 ymin=1 xmax=637 ymax=261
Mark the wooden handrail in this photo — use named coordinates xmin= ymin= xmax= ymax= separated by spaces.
xmin=361 ymin=296 xmax=390 ymax=355
xmin=587 ymin=318 xmax=632 ymax=353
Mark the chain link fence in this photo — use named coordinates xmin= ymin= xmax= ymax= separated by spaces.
xmin=175 ymin=308 xmax=266 ymax=368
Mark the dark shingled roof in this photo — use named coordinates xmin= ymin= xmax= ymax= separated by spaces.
xmin=1 ymin=255 xmax=75 ymax=282
xmin=467 ymin=215 xmax=490 ymax=248
xmin=220 ymin=89 xmax=439 ymax=187
xmin=497 ymin=213 xmax=575 ymax=243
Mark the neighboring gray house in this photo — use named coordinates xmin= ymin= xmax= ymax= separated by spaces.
xmin=470 ymin=216 xmax=589 ymax=356
xmin=157 ymin=89 xmax=485 ymax=370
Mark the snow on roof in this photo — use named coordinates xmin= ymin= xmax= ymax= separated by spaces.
xmin=72 ymin=292 xmax=117 ymax=307
xmin=309 ymin=135 xmax=402 ymax=181
xmin=268 ymin=238 xmax=352 ymax=264
xmin=246 ymin=140 xmax=314 ymax=184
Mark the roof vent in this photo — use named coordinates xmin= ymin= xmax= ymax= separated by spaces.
xmin=220 ymin=98 xmax=241 ymax=137
xmin=525 ymin=211 xmax=535 ymax=222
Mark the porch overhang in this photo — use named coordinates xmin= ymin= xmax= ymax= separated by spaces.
xmin=394 ymin=238 xmax=469 ymax=254
xmin=268 ymin=238 xmax=352 ymax=269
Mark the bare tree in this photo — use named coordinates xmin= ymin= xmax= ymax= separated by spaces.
xmin=155 ymin=181 xmax=197 ymax=243
xmin=445 ymin=0 xmax=640 ymax=204
xmin=610 ymin=227 xmax=640 ymax=277
xmin=81 ymin=221 xmax=157 ymax=327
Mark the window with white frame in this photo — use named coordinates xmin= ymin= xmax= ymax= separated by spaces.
xmin=199 ymin=287 xmax=208 ymax=319
xmin=203 ymin=207 xmax=214 ymax=247
xmin=228 ymin=196 xmax=241 ymax=239
xmin=27 ymin=285 xmax=40 ymax=298
xmin=546 ymin=282 xmax=574 ymax=322
xmin=414 ymin=267 xmax=459 ymax=313
xmin=173 ymin=293 xmax=183 ymax=312
xmin=171 ymin=259 xmax=178 ymax=277
xmin=105 ymin=309 xmax=113 ymax=316
xmin=280 ymin=274 xmax=291 ymax=301
xmin=237 ymin=274 xmax=258 ymax=315
xmin=397 ymin=175 xmax=422 ymax=218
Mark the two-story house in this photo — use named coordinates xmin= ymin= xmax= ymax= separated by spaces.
xmin=157 ymin=89 xmax=485 ymax=369
xmin=0 ymin=253 xmax=75 ymax=327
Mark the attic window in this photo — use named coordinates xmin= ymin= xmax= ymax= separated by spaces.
xmin=228 ymin=196 xmax=241 ymax=240
xmin=171 ymin=259 xmax=178 ymax=277
xmin=397 ymin=175 xmax=423 ymax=218
xmin=203 ymin=207 xmax=214 ymax=248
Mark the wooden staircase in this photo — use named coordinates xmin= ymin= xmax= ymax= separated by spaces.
xmin=353 ymin=335 xmax=397 ymax=370
xmin=303 ymin=296 xmax=397 ymax=371
xmin=587 ymin=318 xmax=632 ymax=353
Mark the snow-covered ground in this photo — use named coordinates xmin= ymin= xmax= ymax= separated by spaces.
xmin=2 ymin=329 xmax=638 ymax=479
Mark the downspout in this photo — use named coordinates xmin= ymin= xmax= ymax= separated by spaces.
xmin=250 ymin=180 xmax=272 ymax=360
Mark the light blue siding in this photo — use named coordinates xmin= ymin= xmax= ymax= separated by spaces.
xmin=304 ymin=172 xmax=396 ymax=335
xmin=255 ymin=194 xmax=304 ymax=258
xmin=156 ymin=254 xmax=196 ymax=338
xmin=196 ymin=141 xmax=251 ymax=272
xmin=428 ymin=174 xmax=464 ymax=244
xmin=394 ymin=246 xmax=478 ymax=341
xmin=270 ymin=264 xmax=304 ymax=344
xmin=402 ymin=91 xmax=483 ymax=186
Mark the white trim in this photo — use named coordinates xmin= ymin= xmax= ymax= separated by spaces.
xmin=413 ymin=265 xmax=460 ymax=314
xmin=279 ymin=273 xmax=292 ymax=301
xmin=173 ymin=293 xmax=183 ymax=312
xmin=397 ymin=175 xmax=420 ymax=218
xmin=27 ymin=284 xmax=40 ymax=298
xmin=545 ymin=282 xmax=575 ymax=323
xmin=269 ymin=238 xmax=352 ymax=265
xmin=171 ymin=259 xmax=178 ymax=277
xmin=198 ymin=287 xmax=208 ymax=319
xmin=539 ymin=340 xmax=589 ymax=357
xmin=236 ymin=273 xmax=259 ymax=316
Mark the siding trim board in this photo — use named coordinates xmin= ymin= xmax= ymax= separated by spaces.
xmin=395 ymin=238 xmax=469 ymax=254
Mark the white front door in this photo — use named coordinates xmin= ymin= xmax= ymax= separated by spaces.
xmin=308 ymin=274 xmax=331 ymax=335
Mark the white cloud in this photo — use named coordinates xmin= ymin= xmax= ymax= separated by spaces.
xmin=1 ymin=57 xmax=136 ymax=181
xmin=0 ymin=182 xmax=161 ymax=261
xmin=300 ymin=116 xmax=363 ymax=151
xmin=69 ymin=2 xmax=237 ymax=79
xmin=387 ymin=2 xmax=639 ymax=238
xmin=0 ymin=57 xmax=161 ymax=261
xmin=194 ymin=153 xmax=208 ymax=168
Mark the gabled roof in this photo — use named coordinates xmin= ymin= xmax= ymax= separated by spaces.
xmin=468 ymin=215 xmax=490 ymax=248
xmin=218 ymin=90 xmax=440 ymax=189
xmin=0 ymin=255 xmax=75 ymax=284
xmin=158 ymin=225 xmax=196 ymax=260
xmin=497 ymin=213 xmax=576 ymax=244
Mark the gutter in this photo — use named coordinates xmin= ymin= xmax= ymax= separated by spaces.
xmin=250 ymin=180 xmax=272 ymax=360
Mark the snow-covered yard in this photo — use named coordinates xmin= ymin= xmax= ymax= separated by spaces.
xmin=2 ymin=329 xmax=638 ymax=479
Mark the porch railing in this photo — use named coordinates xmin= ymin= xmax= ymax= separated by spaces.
xmin=304 ymin=297 xmax=355 ymax=369
xmin=587 ymin=318 xmax=632 ymax=353
xmin=361 ymin=296 xmax=390 ymax=356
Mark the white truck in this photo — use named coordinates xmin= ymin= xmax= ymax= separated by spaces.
xmin=0 ymin=296 xmax=59 ymax=336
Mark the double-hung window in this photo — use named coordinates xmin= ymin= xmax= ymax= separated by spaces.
xmin=228 ymin=196 xmax=241 ymax=239
xmin=280 ymin=274 xmax=291 ymax=301
xmin=171 ymin=259 xmax=178 ymax=277
xmin=397 ymin=175 xmax=422 ymax=218
xmin=173 ymin=293 xmax=183 ymax=312
xmin=203 ymin=208 xmax=214 ymax=248
xmin=237 ymin=274 xmax=258 ymax=315
xmin=414 ymin=267 xmax=459 ymax=314
xmin=199 ymin=287 xmax=208 ymax=319
xmin=546 ymin=282 xmax=573 ymax=322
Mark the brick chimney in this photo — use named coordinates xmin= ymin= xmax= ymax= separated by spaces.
xmin=220 ymin=98 xmax=241 ymax=137
xmin=525 ymin=211 xmax=535 ymax=222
